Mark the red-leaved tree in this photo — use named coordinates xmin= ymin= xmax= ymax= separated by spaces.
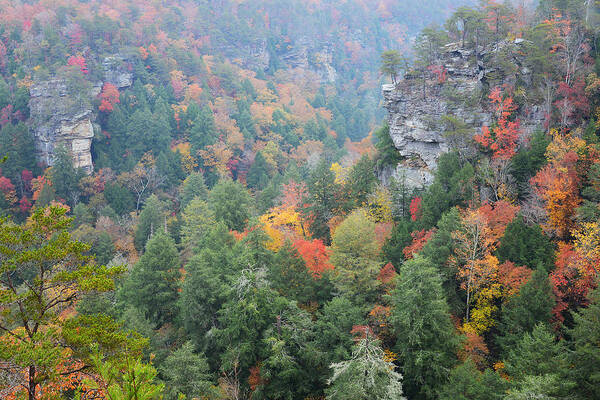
xmin=67 ymin=55 xmax=89 ymax=74
xmin=98 ymin=83 xmax=120 ymax=113
xmin=293 ymin=238 xmax=334 ymax=278
xmin=475 ymin=87 xmax=520 ymax=160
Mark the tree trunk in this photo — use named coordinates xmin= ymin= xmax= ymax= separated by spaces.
xmin=28 ymin=365 xmax=36 ymax=400
xmin=585 ymin=0 xmax=592 ymax=25
xmin=466 ymin=261 xmax=473 ymax=322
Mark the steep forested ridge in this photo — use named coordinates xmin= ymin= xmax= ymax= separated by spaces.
xmin=1 ymin=0 xmax=600 ymax=399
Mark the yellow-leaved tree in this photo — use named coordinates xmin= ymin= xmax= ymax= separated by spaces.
xmin=259 ymin=206 xmax=306 ymax=251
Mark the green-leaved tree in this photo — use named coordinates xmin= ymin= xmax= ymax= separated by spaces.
xmin=0 ymin=205 xmax=127 ymax=400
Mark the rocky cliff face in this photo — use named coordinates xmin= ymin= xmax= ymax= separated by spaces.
xmin=29 ymin=80 xmax=95 ymax=174
xmin=102 ymin=55 xmax=134 ymax=89
xmin=216 ymin=37 xmax=338 ymax=83
xmin=29 ymin=56 xmax=132 ymax=174
xmin=381 ymin=41 xmax=546 ymax=188
xmin=278 ymin=37 xmax=338 ymax=83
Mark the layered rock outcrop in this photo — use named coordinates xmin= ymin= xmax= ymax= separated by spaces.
xmin=216 ymin=37 xmax=337 ymax=83
xmin=381 ymin=41 xmax=546 ymax=187
xmin=29 ymin=80 xmax=95 ymax=174
xmin=29 ymin=55 xmax=133 ymax=174
xmin=102 ymin=55 xmax=134 ymax=88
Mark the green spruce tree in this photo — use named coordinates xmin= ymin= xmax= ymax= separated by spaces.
xmin=122 ymin=232 xmax=181 ymax=327
xmin=569 ymin=284 xmax=600 ymax=399
xmin=389 ymin=256 xmax=460 ymax=400
xmin=134 ymin=194 xmax=165 ymax=251
xmin=208 ymin=179 xmax=252 ymax=231
xmin=497 ymin=268 xmax=555 ymax=354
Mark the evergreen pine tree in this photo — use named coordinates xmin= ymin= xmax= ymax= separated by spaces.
xmin=269 ymin=242 xmax=332 ymax=306
xmin=439 ymin=359 xmax=507 ymax=400
xmin=496 ymin=216 xmax=555 ymax=271
xmin=122 ymin=232 xmax=180 ymax=327
xmin=160 ymin=341 xmax=213 ymax=400
xmin=103 ymin=182 xmax=135 ymax=215
xmin=497 ymin=268 xmax=555 ymax=354
xmin=374 ymin=123 xmax=401 ymax=169
xmin=303 ymin=159 xmax=339 ymax=244
xmin=343 ymin=154 xmax=376 ymax=211
xmin=247 ymin=152 xmax=270 ymax=190
xmin=325 ymin=331 xmax=406 ymax=400
xmin=569 ymin=284 xmax=600 ymax=399
xmin=389 ymin=256 xmax=460 ymax=400
xmin=73 ymin=203 xmax=94 ymax=227
xmin=314 ymin=296 xmax=365 ymax=368
xmin=179 ymin=223 xmax=237 ymax=347
xmin=208 ymin=179 xmax=252 ymax=231
xmin=134 ymin=194 xmax=165 ymax=251
xmin=504 ymin=323 xmax=574 ymax=398
xmin=180 ymin=196 xmax=216 ymax=250
xmin=51 ymin=145 xmax=84 ymax=206
xmin=179 ymin=172 xmax=208 ymax=209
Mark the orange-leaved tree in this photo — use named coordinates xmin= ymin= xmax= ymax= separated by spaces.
xmin=293 ymin=238 xmax=334 ymax=279
xmin=403 ymin=228 xmax=436 ymax=260
xmin=551 ymin=221 xmax=600 ymax=323
xmin=531 ymin=130 xmax=583 ymax=238
xmin=451 ymin=201 xmax=519 ymax=334
xmin=98 ymin=83 xmax=120 ymax=113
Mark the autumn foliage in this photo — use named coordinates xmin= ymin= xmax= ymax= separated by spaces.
xmin=452 ymin=201 xmax=520 ymax=334
xmin=531 ymin=131 xmax=582 ymax=238
xmin=67 ymin=55 xmax=89 ymax=74
xmin=293 ymin=238 xmax=334 ymax=278
xmin=403 ymin=228 xmax=435 ymax=260
xmin=474 ymin=87 xmax=520 ymax=160
xmin=260 ymin=206 xmax=305 ymax=251
xmin=409 ymin=196 xmax=422 ymax=222
xmin=98 ymin=83 xmax=120 ymax=112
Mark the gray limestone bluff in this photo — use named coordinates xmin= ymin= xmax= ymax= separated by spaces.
xmin=28 ymin=55 xmax=133 ymax=174
xmin=381 ymin=41 xmax=546 ymax=188
xmin=216 ymin=37 xmax=338 ymax=83
xmin=29 ymin=79 xmax=95 ymax=174
xmin=102 ymin=55 xmax=134 ymax=89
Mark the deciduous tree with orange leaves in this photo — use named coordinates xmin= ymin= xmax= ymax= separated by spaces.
xmin=531 ymin=132 xmax=582 ymax=239
xmin=451 ymin=201 xmax=519 ymax=333
xmin=98 ymin=82 xmax=120 ymax=113
xmin=402 ymin=228 xmax=435 ymax=260
xmin=550 ymin=222 xmax=600 ymax=323
xmin=293 ymin=238 xmax=334 ymax=279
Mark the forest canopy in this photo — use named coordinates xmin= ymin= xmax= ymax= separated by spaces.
xmin=1 ymin=0 xmax=600 ymax=399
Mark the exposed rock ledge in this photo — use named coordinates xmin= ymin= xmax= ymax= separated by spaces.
xmin=28 ymin=55 xmax=133 ymax=174
xmin=381 ymin=41 xmax=545 ymax=188
xmin=29 ymin=79 xmax=95 ymax=174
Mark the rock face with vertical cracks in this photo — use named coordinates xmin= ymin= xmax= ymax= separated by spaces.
xmin=29 ymin=79 xmax=95 ymax=174
xmin=381 ymin=41 xmax=546 ymax=188
xmin=28 ymin=55 xmax=133 ymax=174
xmin=215 ymin=37 xmax=338 ymax=83
xmin=102 ymin=54 xmax=134 ymax=89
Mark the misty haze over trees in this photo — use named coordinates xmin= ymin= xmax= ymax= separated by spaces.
xmin=1 ymin=0 xmax=600 ymax=399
